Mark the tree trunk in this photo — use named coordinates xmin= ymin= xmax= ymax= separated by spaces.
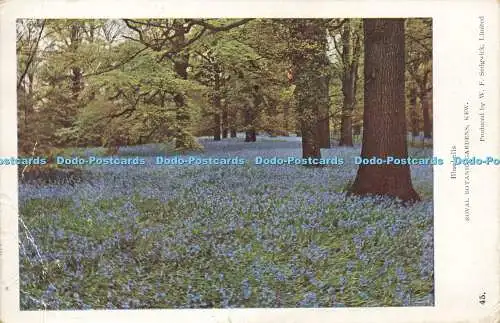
xmin=289 ymin=19 xmax=330 ymax=160
xmin=69 ymin=22 xmax=83 ymax=120
xmin=318 ymin=121 xmax=330 ymax=148
xmin=213 ymin=69 xmax=223 ymax=141
xmin=317 ymin=74 xmax=331 ymax=148
xmin=422 ymin=91 xmax=432 ymax=139
xmin=284 ymin=102 xmax=289 ymax=131
xmin=244 ymin=86 xmax=263 ymax=143
xmin=173 ymin=54 xmax=196 ymax=149
xmin=25 ymin=72 xmax=35 ymax=131
xmin=230 ymin=109 xmax=237 ymax=138
xmin=339 ymin=19 xmax=361 ymax=147
xmin=300 ymin=120 xmax=320 ymax=159
xmin=222 ymin=107 xmax=228 ymax=138
xmin=350 ymin=18 xmax=420 ymax=202
xmin=70 ymin=67 xmax=83 ymax=102
xmin=340 ymin=113 xmax=353 ymax=146
xmin=245 ymin=129 xmax=256 ymax=142
xmin=409 ymin=83 xmax=419 ymax=137
xmin=213 ymin=113 xmax=221 ymax=141
xmin=172 ymin=23 xmax=196 ymax=149
xmin=244 ymin=106 xmax=256 ymax=142
xmin=245 ymin=130 xmax=256 ymax=142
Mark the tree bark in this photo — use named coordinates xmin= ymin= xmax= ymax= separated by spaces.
xmin=340 ymin=112 xmax=353 ymax=146
xmin=409 ymin=83 xmax=419 ymax=137
xmin=69 ymin=22 xmax=83 ymax=115
xmin=245 ymin=130 xmax=256 ymax=142
xmin=244 ymin=86 xmax=263 ymax=142
xmin=339 ymin=19 xmax=361 ymax=147
xmin=230 ymin=108 xmax=237 ymax=138
xmin=350 ymin=19 xmax=420 ymax=202
xmin=222 ymin=106 xmax=228 ymax=138
xmin=250 ymin=129 xmax=257 ymax=141
xmin=317 ymin=74 xmax=331 ymax=148
xmin=25 ymin=72 xmax=35 ymax=130
xmin=289 ymin=19 xmax=330 ymax=160
xmin=422 ymin=91 xmax=432 ymax=139
xmin=244 ymin=105 xmax=256 ymax=142
xmin=213 ymin=113 xmax=221 ymax=141
xmin=213 ymin=66 xmax=223 ymax=141
xmin=173 ymin=54 xmax=196 ymax=149
xmin=283 ymin=102 xmax=289 ymax=131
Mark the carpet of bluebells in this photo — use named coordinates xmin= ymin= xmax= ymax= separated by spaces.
xmin=19 ymin=135 xmax=434 ymax=310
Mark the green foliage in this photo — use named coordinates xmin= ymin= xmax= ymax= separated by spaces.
xmin=17 ymin=18 xmax=432 ymax=152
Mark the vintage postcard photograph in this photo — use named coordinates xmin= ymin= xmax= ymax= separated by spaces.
xmin=15 ymin=17 xmax=434 ymax=311
xmin=1 ymin=1 xmax=499 ymax=323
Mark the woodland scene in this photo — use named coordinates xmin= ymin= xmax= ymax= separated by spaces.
xmin=17 ymin=18 xmax=433 ymax=309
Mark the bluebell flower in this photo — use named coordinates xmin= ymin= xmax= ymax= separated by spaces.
xmin=241 ymin=279 xmax=251 ymax=299
xmin=299 ymin=292 xmax=318 ymax=307
xmin=18 ymin=140 xmax=433 ymax=309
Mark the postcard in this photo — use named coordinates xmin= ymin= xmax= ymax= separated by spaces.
xmin=1 ymin=1 xmax=498 ymax=322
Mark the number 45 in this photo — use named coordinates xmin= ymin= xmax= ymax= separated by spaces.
xmin=479 ymin=292 xmax=486 ymax=305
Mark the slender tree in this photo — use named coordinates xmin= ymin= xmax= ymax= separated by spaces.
xmin=408 ymin=81 xmax=419 ymax=140
xmin=406 ymin=18 xmax=432 ymax=140
xmin=336 ymin=19 xmax=362 ymax=147
xmin=350 ymin=19 xmax=420 ymax=202
xmin=422 ymin=89 xmax=432 ymax=139
xmin=222 ymin=105 xmax=229 ymax=138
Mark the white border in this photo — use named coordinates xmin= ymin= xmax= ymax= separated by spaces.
xmin=1 ymin=1 xmax=499 ymax=323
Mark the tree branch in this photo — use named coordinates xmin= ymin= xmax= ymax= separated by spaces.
xmin=83 ymin=46 xmax=149 ymax=78
xmin=17 ymin=20 xmax=45 ymax=91
xmin=185 ymin=19 xmax=253 ymax=33
xmin=332 ymin=34 xmax=343 ymax=64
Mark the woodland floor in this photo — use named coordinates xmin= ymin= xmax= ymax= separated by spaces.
xmin=18 ymin=135 xmax=434 ymax=309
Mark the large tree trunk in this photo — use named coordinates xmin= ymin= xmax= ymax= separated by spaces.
xmin=244 ymin=86 xmax=264 ymax=142
xmin=170 ymin=23 xmax=197 ymax=150
xmin=350 ymin=19 xmax=420 ymax=202
xmin=290 ymin=19 xmax=330 ymax=160
xmin=173 ymin=54 xmax=196 ymax=149
xmin=422 ymin=91 xmax=432 ymax=139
